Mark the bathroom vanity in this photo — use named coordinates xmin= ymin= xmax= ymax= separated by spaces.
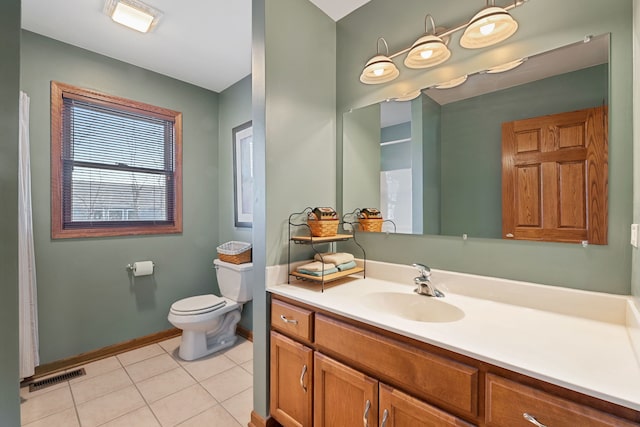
xmin=267 ymin=261 xmax=640 ymax=426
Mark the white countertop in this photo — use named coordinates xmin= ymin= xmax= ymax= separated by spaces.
xmin=267 ymin=260 xmax=640 ymax=411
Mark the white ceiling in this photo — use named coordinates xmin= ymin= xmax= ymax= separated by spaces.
xmin=21 ymin=0 xmax=369 ymax=93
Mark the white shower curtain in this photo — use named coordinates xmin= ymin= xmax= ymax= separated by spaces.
xmin=19 ymin=91 xmax=39 ymax=379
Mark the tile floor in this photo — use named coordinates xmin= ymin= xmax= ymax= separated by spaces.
xmin=20 ymin=336 xmax=254 ymax=427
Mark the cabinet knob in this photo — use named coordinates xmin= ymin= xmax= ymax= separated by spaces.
xmin=523 ymin=413 xmax=547 ymax=427
xmin=299 ymin=364 xmax=307 ymax=392
xmin=280 ymin=314 xmax=298 ymax=325
xmin=380 ymin=409 xmax=389 ymax=427
xmin=363 ymin=400 xmax=371 ymax=427
xmin=506 ymin=233 xmax=514 ymax=238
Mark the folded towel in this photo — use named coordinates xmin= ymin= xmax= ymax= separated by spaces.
xmin=297 ymin=267 xmax=339 ymax=276
xmin=314 ymin=252 xmax=355 ymax=265
xmin=336 ymin=260 xmax=357 ymax=271
xmin=297 ymin=261 xmax=336 ymax=272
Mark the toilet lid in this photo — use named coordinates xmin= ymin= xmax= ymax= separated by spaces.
xmin=170 ymin=294 xmax=227 ymax=315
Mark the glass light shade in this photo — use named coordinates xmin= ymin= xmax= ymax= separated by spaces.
xmin=404 ymin=35 xmax=451 ymax=69
xmin=360 ymin=55 xmax=400 ymax=84
xmin=486 ymin=57 xmax=526 ymax=74
xmin=394 ymin=90 xmax=422 ymax=102
xmin=434 ymin=75 xmax=468 ymax=89
xmin=460 ymin=6 xmax=518 ymax=49
xmin=111 ymin=2 xmax=154 ymax=32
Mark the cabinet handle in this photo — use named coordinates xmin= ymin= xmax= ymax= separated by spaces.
xmin=506 ymin=233 xmax=514 ymax=238
xmin=363 ymin=400 xmax=371 ymax=427
xmin=280 ymin=315 xmax=298 ymax=325
xmin=380 ymin=409 xmax=389 ymax=427
xmin=299 ymin=364 xmax=307 ymax=392
xmin=523 ymin=413 xmax=547 ymax=427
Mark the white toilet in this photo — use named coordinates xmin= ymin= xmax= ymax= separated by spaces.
xmin=168 ymin=259 xmax=253 ymax=361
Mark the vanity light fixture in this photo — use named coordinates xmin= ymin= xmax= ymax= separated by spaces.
xmin=104 ymin=0 xmax=163 ymax=33
xmin=404 ymin=15 xmax=451 ymax=69
xmin=433 ymin=75 xmax=468 ymax=89
xmin=360 ymin=38 xmax=400 ymax=84
xmin=359 ymin=0 xmax=529 ymax=85
xmin=460 ymin=1 xmax=519 ymax=49
xmin=393 ymin=89 xmax=422 ymax=101
xmin=485 ymin=57 xmax=527 ymax=73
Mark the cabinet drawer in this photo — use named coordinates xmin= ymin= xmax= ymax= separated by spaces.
xmin=315 ymin=314 xmax=478 ymax=417
xmin=271 ymin=299 xmax=313 ymax=343
xmin=486 ymin=374 xmax=638 ymax=427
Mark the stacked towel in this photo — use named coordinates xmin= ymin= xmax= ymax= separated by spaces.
xmin=297 ymin=261 xmax=338 ymax=276
xmin=313 ymin=252 xmax=354 ymax=265
xmin=336 ymin=260 xmax=357 ymax=271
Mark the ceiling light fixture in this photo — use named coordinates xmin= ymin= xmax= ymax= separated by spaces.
xmin=460 ymin=1 xmax=519 ymax=49
xmin=360 ymin=38 xmax=400 ymax=84
xmin=404 ymin=15 xmax=451 ymax=69
xmin=104 ymin=0 xmax=163 ymax=33
xmin=359 ymin=0 xmax=529 ymax=85
xmin=393 ymin=90 xmax=422 ymax=102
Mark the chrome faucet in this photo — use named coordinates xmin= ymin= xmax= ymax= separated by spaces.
xmin=412 ymin=263 xmax=444 ymax=298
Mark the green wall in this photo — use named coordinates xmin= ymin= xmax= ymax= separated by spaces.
xmin=337 ymin=0 xmax=633 ymax=295
xmin=632 ymin=0 xmax=640 ymax=301
xmin=440 ymin=64 xmax=608 ymax=238
xmin=0 ymin=0 xmax=20 ymax=424
xmin=218 ymin=74 xmax=253 ymax=331
xmin=252 ymin=0 xmax=337 ymax=417
xmin=20 ymin=31 xmax=222 ymax=363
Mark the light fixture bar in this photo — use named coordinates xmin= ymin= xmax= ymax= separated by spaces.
xmin=385 ymin=1 xmax=528 ymax=61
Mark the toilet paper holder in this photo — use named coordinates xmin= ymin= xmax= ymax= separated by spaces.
xmin=126 ymin=261 xmax=155 ymax=276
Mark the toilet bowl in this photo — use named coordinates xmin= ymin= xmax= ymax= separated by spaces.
xmin=168 ymin=259 xmax=253 ymax=361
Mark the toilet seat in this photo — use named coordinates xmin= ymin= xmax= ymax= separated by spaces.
xmin=170 ymin=294 xmax=227 ymax=316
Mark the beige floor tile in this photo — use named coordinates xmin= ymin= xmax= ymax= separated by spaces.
xmin=239 ymin=360 xmax=253 ymax=375
xmin=221 ymin=387 xmax=253 ymax=426
xmin=69 ymin=357 xmax=122 ymax=384
xmin=20 ymin=377 xmax=68 ymax=400
xmin=20 ymin=385 xmax=74 ymax=425
xmin=136 ymin=367 xmax=196 ymax=403
xmin=22 ymin=407 xmax=78 ymax=427
xmin=100 ymin=406 xmax=161 ymax=427
xmin=150 ymin=384 xmax=217 ymax=427
xmin=200 ymin=366 xmax=253 ymax=403
xmin=178 ymin=352 xmax=236 ymax=382
xmin=117 ymin=344 xmax=165 ymax=366
xmin=223 ymin=338 xmax=253 ymax=365
xmin=70 ymin=367 xmax=132 ymax=404
xmin=125 ymin=354 xmax=180 ymax=383
xmin=177 ymin=404 xmax=241 ymax=427
xmin=158 ymin=336 xmax=181 ymax=357
xmin=75 ymin=385 xmax=145 ymax=427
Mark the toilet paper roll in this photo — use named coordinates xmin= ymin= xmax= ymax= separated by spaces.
xmin=133 ymin=261 xmax=154 ymax=277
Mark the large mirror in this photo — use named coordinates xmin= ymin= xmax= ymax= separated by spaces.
xmin=343 ymin=34 xmax=609 ymax=239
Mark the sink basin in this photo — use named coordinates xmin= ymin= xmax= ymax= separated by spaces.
xmin=361 ymin=292 xmax=464 ymax=323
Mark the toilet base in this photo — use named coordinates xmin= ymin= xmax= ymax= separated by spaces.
xmin=177 ymin=308 xmax=241 ymax=361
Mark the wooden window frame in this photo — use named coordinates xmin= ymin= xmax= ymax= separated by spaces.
xmin=51 ymin=81 xmax=183 ymax=239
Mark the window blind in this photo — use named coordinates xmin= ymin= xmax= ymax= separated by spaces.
xmin=61 ymin=96 xmax=176 ymax=228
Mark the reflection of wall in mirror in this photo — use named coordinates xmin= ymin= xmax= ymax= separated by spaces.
xmin=380 ymin=169 xmax=412 ymax=234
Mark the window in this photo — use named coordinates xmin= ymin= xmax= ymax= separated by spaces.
xmin=51 ymin=81 xmax=182 ymax=238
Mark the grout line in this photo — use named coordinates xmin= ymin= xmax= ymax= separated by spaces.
xmin=119 ymin=360 xmax=163 ymax=427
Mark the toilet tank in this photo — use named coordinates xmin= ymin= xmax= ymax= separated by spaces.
xmin=213 ymin=259 xmax=253 ymax=303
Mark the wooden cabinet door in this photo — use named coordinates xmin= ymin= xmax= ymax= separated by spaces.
xmin=378 ymin=383 xmax=475 ymax=427
xmin=502 ymin=106 xmax=607 ymax=244
xmin=270 ymin=331 xmax=313 ymax=427
xmin=314 ymin=352 xmax=379 ymax=427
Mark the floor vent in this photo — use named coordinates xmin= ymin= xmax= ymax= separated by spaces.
xmin=28 ymin=368 xmax=86 ymax=392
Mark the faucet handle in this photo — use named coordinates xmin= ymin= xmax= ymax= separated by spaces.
xmin=412 ymin=263 xmax=431 ymax=279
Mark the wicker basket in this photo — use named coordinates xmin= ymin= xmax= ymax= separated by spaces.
xmin=358 ymin=218 xmax=383 ymax=232
xmin=307 ymin=219 xmax=339 ymax=237
xmin=217 ymin=241 xmax=252 ymax=264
